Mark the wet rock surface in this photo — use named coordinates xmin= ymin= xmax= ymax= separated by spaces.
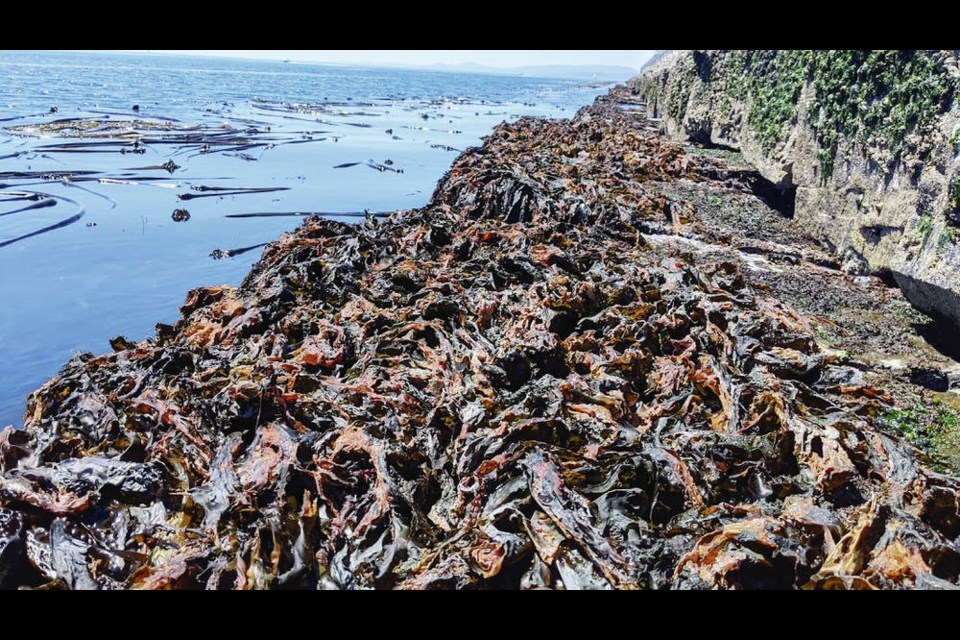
xmin=1 ymin=94 xmax=959 ymax=589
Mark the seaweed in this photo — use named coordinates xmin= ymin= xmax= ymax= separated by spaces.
xmin=1 ymin=96 xmax=958 ymax=591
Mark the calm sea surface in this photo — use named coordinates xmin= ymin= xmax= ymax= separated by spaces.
xmin=0 ymin=51 xmax=611 ymax=426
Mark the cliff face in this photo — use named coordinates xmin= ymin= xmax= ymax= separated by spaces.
xmin=635 ymin=50 xmax=960 ymax=328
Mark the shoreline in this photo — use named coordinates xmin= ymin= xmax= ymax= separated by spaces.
xmin=0 ymin=54 xmax=603 ymax=429
xmin=1 ymin=88 xmax=959 ymax=589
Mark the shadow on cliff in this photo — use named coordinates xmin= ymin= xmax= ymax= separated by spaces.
xmin=692 ymin=149 xmax=798 ymax=219
xmin=913 ymin=313 xmax=960 ymax=361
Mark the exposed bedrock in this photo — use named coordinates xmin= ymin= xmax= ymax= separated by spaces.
xmin=635 ymin=50 xmax=960 ymax=329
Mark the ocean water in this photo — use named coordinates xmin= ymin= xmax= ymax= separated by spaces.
xmin=0 ymin=51 xmax=611 ymax=426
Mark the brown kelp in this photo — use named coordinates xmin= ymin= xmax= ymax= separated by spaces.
xmin=1 ymin=98 xmax=958 ymax=590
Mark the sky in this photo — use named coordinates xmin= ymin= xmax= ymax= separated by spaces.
xmin=128 ymin=50 xmax=656 ymax=71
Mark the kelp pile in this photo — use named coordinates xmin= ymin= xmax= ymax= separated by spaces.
xmin=1 ymin=100 xmax=959 ymax=590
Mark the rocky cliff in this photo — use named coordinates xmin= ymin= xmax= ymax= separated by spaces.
xmin=635 ymin=50 xmax=960 ymax=329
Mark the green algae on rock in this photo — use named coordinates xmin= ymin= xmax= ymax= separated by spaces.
xmin=639 ymin=50 xmax=953 ymax=178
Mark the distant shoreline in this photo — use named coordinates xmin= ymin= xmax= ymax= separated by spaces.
xmin=50 ymin=49 xmax=642 ymax=82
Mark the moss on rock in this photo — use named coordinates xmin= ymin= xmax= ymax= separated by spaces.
xmin=643 ymin=50 xmax=955 ymax=180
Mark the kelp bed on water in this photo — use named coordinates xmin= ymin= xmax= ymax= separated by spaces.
xmin=0 ymin=99 xmax=463 ymax=251
xmin=1 ymin=96 xmax=959 ymax=590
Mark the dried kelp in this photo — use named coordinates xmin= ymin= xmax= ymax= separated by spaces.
xmin=1 ymin=98 xmax=958 ymax=590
